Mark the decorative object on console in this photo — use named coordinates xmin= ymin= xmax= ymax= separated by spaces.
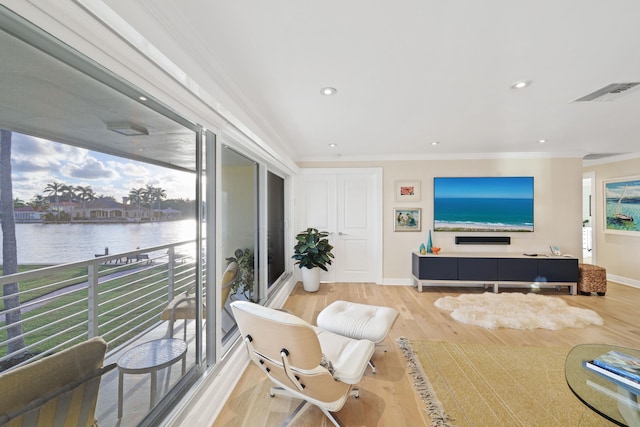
xmin=426 ymin=229 xmax=433 ymax=253
xmin=431 ymin=247 xmax=441 ymax=255
xmin=394 ymin=208 xmax=421 ymax=232
xmin=419 ymin=243 xmax=426 ymax=254
xmin=395 ymin=180 xmax=421 ymax=202
xmin=434 ymin=292 xmax=603 ymax=330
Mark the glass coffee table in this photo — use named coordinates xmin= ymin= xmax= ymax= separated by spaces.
xmin=566 ymin=344 xmax=640 ymax=426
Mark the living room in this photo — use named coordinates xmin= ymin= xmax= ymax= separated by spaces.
xmin=2 ymin=2 xmax=640 ymax=426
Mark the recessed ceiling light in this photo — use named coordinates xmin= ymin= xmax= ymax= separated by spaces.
xmin=138 ymin=95 xmax=148 ymax=101
xmin=431 ymin=141 xmax=440 ymax=146
xmin=328 ymin=143 xmax=337 ymax=147
xmin=320 ymin=87 xmax=337 ymax=96
xmin=537 ymin=139 xmax=548 ymax=144
xmin=511 ymin=80 xmax=532 ymax=90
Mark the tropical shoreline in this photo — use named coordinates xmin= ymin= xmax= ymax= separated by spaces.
xmin=434 ymin=221 xmax=534 ymax=232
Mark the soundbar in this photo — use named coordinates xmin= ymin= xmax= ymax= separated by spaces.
xmin=455 ymin=236 xmax=511 ymax=245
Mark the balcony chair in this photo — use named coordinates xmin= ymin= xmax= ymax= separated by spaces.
xmin=161 ymin=261 xmax=238 ymax=340
xmin=230 ymin=300 xmax=375 ymax=427
xmin=0 ymin=336 xmax=114 ymax=427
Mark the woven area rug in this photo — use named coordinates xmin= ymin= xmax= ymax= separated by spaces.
xmin=397 ymin=338 xmax=613 ymax=426
xmin=434 ymin=292 xmax=604 ymax=330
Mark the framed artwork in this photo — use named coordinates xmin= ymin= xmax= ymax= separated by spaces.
xmin=395 ymin=180 xmax=421 ymax=202
xmin=603 ymin=176 xmax=640 ymax=235
xmin=394 ymin=208 xmax=421 ymax=232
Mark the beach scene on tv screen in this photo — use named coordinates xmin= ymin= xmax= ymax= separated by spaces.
xmin=434 ymin=177 xmax=534 ymax=232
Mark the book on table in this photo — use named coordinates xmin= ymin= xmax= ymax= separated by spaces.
xmin=584 ymin=350 xmax=640 ymax=394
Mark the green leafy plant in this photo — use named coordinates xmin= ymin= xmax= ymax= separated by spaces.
xmin=226 ymin=248 xmax=256 ymax=302
xmin=292 ymin=228 xmax=334 ymax=271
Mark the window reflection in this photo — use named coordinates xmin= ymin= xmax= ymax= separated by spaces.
xmin=220 ymin=147 xmax=258 ymax=339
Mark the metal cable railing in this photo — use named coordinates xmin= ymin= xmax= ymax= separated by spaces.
xmin=0 ymin=240 xmax=198 ymax=371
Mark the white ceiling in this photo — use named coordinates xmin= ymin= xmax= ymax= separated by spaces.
xmin=0 ymin=15 xmax=197 ymax=171
xmin=99 ymin=0 xmax=640 ymax=163
xmin=7 ymin=1 xmax=640 ymax=165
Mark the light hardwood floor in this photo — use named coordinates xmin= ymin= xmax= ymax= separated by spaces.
xmin=212 ymin=282 xmax=640 ymax=427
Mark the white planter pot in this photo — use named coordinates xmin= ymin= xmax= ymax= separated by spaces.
xmin=301 ymin=266 xmax=321 ymax=292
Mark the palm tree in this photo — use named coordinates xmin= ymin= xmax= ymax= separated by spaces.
xmin=13 ymin=198 xmax=26 ymax=208
xmin=1 ymin=129 xmax=26 ymax=355
xmin=43 ymin=181 xmax=66 ymax=218
xmin=29 ymin=194 xmax=49 ymax=211
xmin=76 ymin=185 xmax=95 ymax=219
xmin=151 ymin=186 xmax=167 ymax=214
xmin=128 ymin=187 xmax=144 ymax=219
xmin=63 ymin=184 xmax=76 ymax=220
xmin=142 ymin=185 xmax=154 ymax=219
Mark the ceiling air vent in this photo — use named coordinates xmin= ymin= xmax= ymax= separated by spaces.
xmin=583 ymin=153 xmax=626 ymax=160
xmin=574 ymin=82 xmax=640 ymax=102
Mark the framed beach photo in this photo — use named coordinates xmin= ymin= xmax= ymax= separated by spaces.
xmin=603 ymin=176 xmax=640 ymax=235
xmin=395 ymin=180 xmax=421 ymax=202
xmin=394 ymin=208 xmax=421 ymax=232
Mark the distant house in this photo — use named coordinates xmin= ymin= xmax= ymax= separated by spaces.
xmin=14 ymin=207 xmax=44 ymax=223
xmin=82 ymin=198 xmax=126 ymax=220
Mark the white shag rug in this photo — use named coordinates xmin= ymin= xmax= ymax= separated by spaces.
xmin=434 ymin=292 xmax=604 ymax=330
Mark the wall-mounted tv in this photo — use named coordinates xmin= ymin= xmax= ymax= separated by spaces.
xmin=434 ymin=177 xmax=534 ymax=232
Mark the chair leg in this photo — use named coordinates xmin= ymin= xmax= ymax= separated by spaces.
xmin=320 ymin=408 xmax=345 ymax=427
xmin=280 ymin=400 xmax=311 ymax=427
xmin=368 ymin=359 xmax=376 ymax=374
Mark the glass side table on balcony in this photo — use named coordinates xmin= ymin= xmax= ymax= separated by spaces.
xmin=117 ymin=338 xmax=187 ymax=418
xmin=565 ymin=344 xmax=640 ymax=427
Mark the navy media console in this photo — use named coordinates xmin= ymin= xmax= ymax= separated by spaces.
xmin=412 ymin=252 xmax=578 ymax=295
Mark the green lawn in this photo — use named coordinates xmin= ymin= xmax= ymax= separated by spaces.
xmin=1 ymin=263 xmax=194 ymax=364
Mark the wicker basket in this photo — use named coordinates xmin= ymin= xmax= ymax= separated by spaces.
xmin=578 ymin=263 xmax=607 ymax=295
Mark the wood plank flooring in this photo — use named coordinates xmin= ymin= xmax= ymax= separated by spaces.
xmin=212 ymin=282 xmax=640 ymax=427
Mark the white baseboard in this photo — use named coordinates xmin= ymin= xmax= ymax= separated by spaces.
xmin=607 ymin=274 xmax=640 ymax=289
xmin=382 ymin=278 xmax=414 ymax=286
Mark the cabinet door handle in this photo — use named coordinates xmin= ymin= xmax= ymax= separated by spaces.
xmin=338 ymin=232 xmax=348 ymax=236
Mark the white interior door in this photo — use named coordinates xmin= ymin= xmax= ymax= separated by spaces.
xmin=297 ymin=168 xmax=382 ymax=283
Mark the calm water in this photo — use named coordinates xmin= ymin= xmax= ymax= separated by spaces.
xmin=0 ymin=219 xmax=196 ymax=264
xmin=605 ymin=201 xmax=640 ymax=232
xmin=434 ymin=198 xmax=534 ymax=228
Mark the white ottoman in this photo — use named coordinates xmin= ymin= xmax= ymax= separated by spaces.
xmin=317 ymin=300 xmax=398 ymax=373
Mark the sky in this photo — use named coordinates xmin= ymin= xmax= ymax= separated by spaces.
xmin=434 ymin=177 xmax=534 ymax=199
xmin=6 ymin=132 xmax=195 ymax=203
xmin=604 ymin=179 xmax=640 ymax=200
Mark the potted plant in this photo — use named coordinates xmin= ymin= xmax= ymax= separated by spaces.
xmin=226 ymin=248 xmax=256 ymax=302
xmin=292 ymin=227 xmax=334 ymax=292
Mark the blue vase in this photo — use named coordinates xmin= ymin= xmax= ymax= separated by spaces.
xmin=419 ymin=243 xmax=426 ymax=254
xmin=426 ymin=230 xmax=433 ymax=253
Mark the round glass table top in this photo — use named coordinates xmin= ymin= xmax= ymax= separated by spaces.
xmin=117 ymin=338 xmax=187 ymax=373
xmin=565 ymin=344 xmax=640 ymax=427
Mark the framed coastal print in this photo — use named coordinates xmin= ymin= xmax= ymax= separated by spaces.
xmin=603 ymin=176 xmax=640 ymax=235
xmin=395 ymin=180 xmax=421 ymax=202
xmin=394 ymin=208 xmax=421 ymax=232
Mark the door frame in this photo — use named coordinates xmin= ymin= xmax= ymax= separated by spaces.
xmin=296 ymin=168 xmax=383 ymax=284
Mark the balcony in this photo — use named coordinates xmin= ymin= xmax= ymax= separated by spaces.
xmin=0 ymin=241 xmax=233 ymax=426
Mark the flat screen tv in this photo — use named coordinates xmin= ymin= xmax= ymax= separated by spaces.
xmin=434 ymin=177 xmax=534 ymax=232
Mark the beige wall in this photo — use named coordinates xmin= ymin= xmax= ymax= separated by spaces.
xmin=299 ymin=157 xmax=583 ymax=283
xmin=583 ymin=157 xmax=640 ymax=285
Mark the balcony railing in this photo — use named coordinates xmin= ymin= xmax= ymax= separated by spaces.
xmin=0 ymin=240 xmax=199 ymax=372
